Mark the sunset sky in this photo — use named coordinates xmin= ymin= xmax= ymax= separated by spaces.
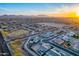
xmin=0 ymin=3 xmax=79 ymax=17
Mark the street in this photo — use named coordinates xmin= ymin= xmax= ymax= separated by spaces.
xmin=0 ymin=32 xmax=11 ymax=56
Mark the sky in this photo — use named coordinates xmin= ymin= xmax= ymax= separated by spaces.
xmin=0 ymin=3 xmax=79 ymax=17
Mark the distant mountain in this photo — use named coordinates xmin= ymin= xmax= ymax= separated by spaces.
xmin=0 ymin=15 xmax=79 ymax=25
xmin=37 ymin=15 xmax=48 ymax=17
xmin=0 ymin=15 xmax=29 ymax=19
xmin=0 ymin=15 xmax=48 ymax=19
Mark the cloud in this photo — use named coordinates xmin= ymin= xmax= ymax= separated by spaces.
xmin=0 ymin=8 xmax=11 ymax=15
xmin=49 ymin=4 xmax=79 ymax=14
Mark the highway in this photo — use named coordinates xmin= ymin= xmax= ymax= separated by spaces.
xmin=45 ymin=40 xmax=79 ymax=56
xmin=0 ymin=32 xmax=11 ymax=56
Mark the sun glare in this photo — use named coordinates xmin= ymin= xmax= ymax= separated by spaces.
xmin=76 ymin=10 xmax=79 ymax=17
